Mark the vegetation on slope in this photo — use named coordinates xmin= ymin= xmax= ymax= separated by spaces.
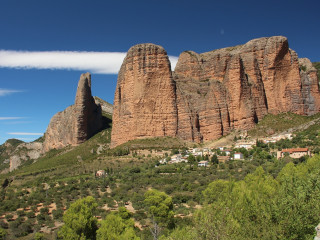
xmin=2 ymin=103 xmax=320 ymax=239
xmin=248 ymin=112 xmax=320 ymax=137
xmin=1 ymin=148 xmax=318 ymax=239
xmin=313 ymin=62 xmax=320 ymax=81
xmin=114 ymin=136 xmax=192 ymax=151
xmin=163 ymin=156 xmax=320 ymax=240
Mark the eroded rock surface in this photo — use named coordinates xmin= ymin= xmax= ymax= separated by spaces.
xmin=9 ymin=142 xmax=43 ymax=172
xmin=43 ymin=73 xmax=103 ymax=152
xmin=111 ymin=37 xmax=320 ymax=147
xmin=111 ymin=44 xmax=178 ymax=147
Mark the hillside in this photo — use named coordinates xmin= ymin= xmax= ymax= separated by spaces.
xmin=1 ymin=110 xmax=320 ymax=239
xmin=0 ymin=92 xmax=114 ymax=174
xmin=248 ymin=112 xmax=320 ymax=137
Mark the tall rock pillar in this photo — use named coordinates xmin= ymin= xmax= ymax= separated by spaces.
xmin=111 ymin=44 xmax=178 ymax=147
xmin=43 ymin=73 xmax=103 ymax=152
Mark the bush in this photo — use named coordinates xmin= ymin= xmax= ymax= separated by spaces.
xmin=0 ymin=227 xmax=6 ymax=240
xmin=5 ymin=214 xmax=13 ymax=221
xmin=0 ymin=221 xmax=8 ymax=230
xmin=26 ymin=211 xmax=36 ymax=218
xmin=52 ymin=209 xmax=64 ymax=220
xmin=34 ymin=232 xmax=45 ymax=240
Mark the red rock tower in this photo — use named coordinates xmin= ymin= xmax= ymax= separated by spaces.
xmin=111 ymin=44 xmax=178 ymax=147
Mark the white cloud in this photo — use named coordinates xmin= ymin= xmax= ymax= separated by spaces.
xmin=0 ymin=88 xmax=23 ymax=96
xmin=169 ymin=56 xmax=178 ymax=70
xmin=7 ymin=132 xmax=43 ymax=136
xmin=0 ymin=50 xmax=178 ymax=74
xmin=0 ymin=117 xmax=25 ymax=120
xmin=3 ymin=121 xmax=32 ymax=125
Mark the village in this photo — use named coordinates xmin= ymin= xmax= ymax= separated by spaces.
xmin=155 ymin=132 xmax=311 ymax=167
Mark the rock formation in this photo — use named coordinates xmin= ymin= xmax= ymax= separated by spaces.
xmin=0 ymin=139 xmax=42 ymax=173
xmin=94 ymin=96 xmax=113 ymax=115
xmin=111 ymin=36 xmax=320 ymax=147
xmin=299 ymin=58 xmax=320 ymax=116
xmin=9 ymin=141 xmax=43 ymax=172
xmin=43 ymin=73 xmax=103 ymax=152
xmin=111 ymin=44 xmax=178 ymax=147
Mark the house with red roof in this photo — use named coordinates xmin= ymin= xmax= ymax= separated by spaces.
xmin=277 ymin=148 xmax=310 ymax=159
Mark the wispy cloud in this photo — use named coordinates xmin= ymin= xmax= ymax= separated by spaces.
xmin=0 ymin=50 xmax=178 ymax=74
xmin=0 ymin=88 xmax=23 ymax=96
xmin=7 ymin=132 xmax=43 ymax=136
xmin=0 ymin=117 xmax=25 ymax=120
xmin=3 ymin=121 xmax=32 ymax=125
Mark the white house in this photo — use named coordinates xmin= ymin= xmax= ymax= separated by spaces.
xmin=235 ymin=141 xmax=255 ymax=149
xmin=171 ymin=154 xmax=182 ymax=162
xmin=234 ymin=152 xmax=244 ymax=160
xmin=198 ymin=161 xmax=209 ymax=167
xmin=96 ymin=170 xmax=106 ymax=177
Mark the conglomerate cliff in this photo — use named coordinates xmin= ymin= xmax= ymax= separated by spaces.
xmin=43 ymin=73 xmax=103 ymax=152
xmin=110 ymin=36 xmax=320 ymax=147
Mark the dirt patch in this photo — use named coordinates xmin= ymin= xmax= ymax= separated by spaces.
xmin=125 ymin=201 xmax=136 ymax=213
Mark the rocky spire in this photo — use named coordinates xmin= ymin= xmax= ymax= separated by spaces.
xmin=43 ymin=73 xmax=103 ymax=152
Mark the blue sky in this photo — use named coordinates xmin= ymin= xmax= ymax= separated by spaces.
xmin=0 ymin=0 xmax=319 ymax=144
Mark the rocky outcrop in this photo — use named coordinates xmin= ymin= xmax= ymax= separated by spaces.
xmin=299 ymin=58 xmax=320 ymax=115
xmin=111 ymin=44 xmax=178 ymax=147
xmin=111 ymin=36 xmax=320 ymax=147
xmin=9 ymin=142 xmax=43 ymax=172
xmin=0 ymin=139 xmax=43 ymax=173
xmin=94 ymin=96 xmax=113 ymax=115
xmin=43 ymin=73 xmax=103 ymax=152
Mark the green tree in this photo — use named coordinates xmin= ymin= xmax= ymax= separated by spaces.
xmin=118 ymin=206 xmax=132 ymax=220
xmin=34 ymin=232 xmax=45 ymax=240
xmin=187 ymin=154 xmax=196 ymax=169
xmin=144 ymin=189 xmax=174 ymax=240
xmin=96 ymin=214 xmax=139 ymax=240
xmin=159 ymin=226 xmax=197 ymax=240
xmin=58 ymin=196 xmax=98 ymax=240
xmin=275 ymin=159 xmax=320 ymax=239
xmin=197 ymin=167 xmax=280 ymax=239
xmin=0 ymin=227 xmax=6 ymax=240
xmin=210 ymin=154 xmax=219 ymax=164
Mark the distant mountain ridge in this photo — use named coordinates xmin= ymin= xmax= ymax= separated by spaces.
xmin=111 ymin=36 xmax=320 ymax=147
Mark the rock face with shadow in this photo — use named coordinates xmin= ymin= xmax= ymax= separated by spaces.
xmin=43 ymin=73 xmax=103 ymax=152
xmin=111 ymin=44 xmax=178 ymax=147
xmin=110 ymin=36 xmax=320 ymax=147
